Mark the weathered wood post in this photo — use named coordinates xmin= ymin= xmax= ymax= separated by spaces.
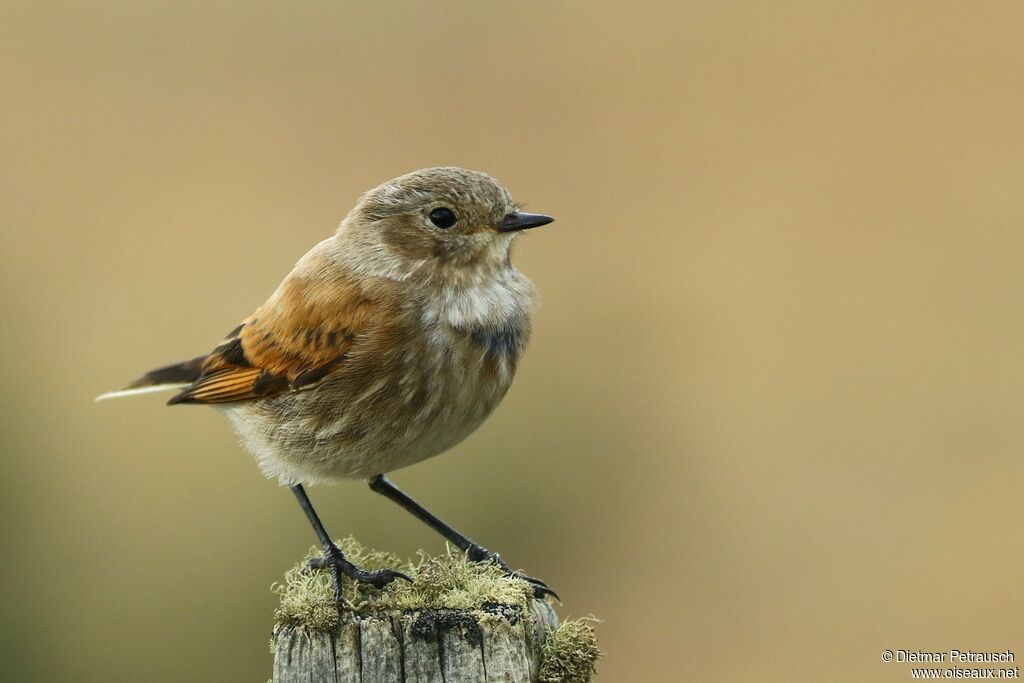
xmin=270 ymin=539 xmax=599 ymax=683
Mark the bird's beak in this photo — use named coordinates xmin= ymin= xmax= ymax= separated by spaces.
xmin=495 ymin=212 xmax=555 ymax=233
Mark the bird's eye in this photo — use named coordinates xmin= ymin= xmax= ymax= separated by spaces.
xmin=429 ymin=207 xmax=457 ymax=229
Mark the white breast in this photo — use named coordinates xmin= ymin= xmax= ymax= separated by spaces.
xmin=422 ymin=267 xmax=536 ymax=330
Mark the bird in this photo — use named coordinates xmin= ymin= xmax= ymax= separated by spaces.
xmin=97 ymin=167 xmax=555 ymax=600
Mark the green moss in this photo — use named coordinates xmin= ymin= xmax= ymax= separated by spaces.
xmin=272 ymin=537 xmax=535 ymax=631
xmin=538 ymin=618 xmax=601 ymax=683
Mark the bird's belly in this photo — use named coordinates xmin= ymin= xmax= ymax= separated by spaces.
xmin=224 ymin=335 xmax=516 ymax=484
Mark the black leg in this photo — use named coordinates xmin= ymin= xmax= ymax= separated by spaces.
xmin=290 ymin=484 xmax=410 ymax=600
xmin=368 ymin=475 xmax=557 ymax=599
xmin=291 ymin=483 xmax=336 ymax=549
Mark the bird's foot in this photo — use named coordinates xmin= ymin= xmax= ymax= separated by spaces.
xmin=303 ymin=542 xmax=412 ymax=602
xmin=466 ymin=545 xmax=559 ymax=601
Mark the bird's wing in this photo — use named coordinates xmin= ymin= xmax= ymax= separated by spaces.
xmin=168 ymin=269 xmax=392 ymax=405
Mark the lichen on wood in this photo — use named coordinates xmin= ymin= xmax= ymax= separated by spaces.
xmin=538 ymin=618 xmax=601 ymax=683
xmin=270 ymin=538 xmax=599 ymax=683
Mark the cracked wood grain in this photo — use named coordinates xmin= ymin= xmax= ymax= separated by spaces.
xmin=273 ymin=602 xmax=559 ymax=683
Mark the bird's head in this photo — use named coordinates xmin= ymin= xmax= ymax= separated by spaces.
xmin=335 ymin=167 xmax=553 ymax=280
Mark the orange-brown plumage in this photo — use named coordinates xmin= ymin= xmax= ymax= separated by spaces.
xmin=169 ymin=265 xmax=395 ymax=405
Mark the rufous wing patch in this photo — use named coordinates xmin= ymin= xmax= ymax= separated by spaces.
xmin=168 ymin=270 xmax=390 ymax=405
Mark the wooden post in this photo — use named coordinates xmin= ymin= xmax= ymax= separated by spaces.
xmin=269 ymin=540 xmax=599 ymax=683
xmin=272 ymin=599 xmax=559 ymax=682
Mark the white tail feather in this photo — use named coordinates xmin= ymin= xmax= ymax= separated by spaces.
xmin=95 ymin=384 xmax=189 ymax=402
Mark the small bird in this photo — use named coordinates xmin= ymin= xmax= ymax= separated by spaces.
xmin=98 ymin=167 xmax=555 ymax=598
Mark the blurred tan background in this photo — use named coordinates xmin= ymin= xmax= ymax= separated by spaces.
xmin=3 ymin=2 xmax=1024 ymax=681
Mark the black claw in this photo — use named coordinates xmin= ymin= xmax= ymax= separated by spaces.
xmin=358 ymin=568 xmax=413 ymax=588
xmin=523 ymin=575 xmax=551 ymax=589
xmin=514 ymin=572 xmax=559 ymax=601
xmin=466 ymin=545 xmax=558 ymax=601
xmin=531 ymin=584 xmax=561 ymax=601
xmin=304 ymin=544 xmax=411 ymax=600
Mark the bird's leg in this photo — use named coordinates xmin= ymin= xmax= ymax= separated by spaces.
xmin=290 ymin=484 xmax=411 ymax=601
xmin=368 ymin=475 xmax=557 ymax=599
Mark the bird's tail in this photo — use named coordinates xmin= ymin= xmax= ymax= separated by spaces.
xmin=95 ymin=356 xmax=206 ymax=402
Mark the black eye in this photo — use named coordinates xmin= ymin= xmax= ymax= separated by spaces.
xmin=429 ymin=207 xmax=457 ymax=229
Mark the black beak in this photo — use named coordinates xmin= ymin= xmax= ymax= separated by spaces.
xmin=495 ymin=211 xmax=555 ymax=233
